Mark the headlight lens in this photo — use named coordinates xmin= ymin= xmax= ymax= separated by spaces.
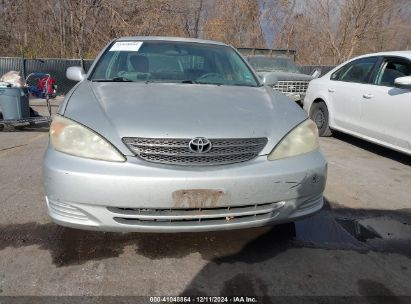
xmin=50 ymin=115 xmax=125 ymax=162
xmin=268 ymin=119 xmax=319 ymax=160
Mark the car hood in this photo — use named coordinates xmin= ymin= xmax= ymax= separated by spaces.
xmin=257 ymin=71 xmax=313 ymax=85
xmin=63 ymin=81 xmax=307 ymax=156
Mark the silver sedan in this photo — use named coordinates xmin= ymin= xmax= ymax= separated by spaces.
xmin=43 ymin=37 xmax=327 ymax=232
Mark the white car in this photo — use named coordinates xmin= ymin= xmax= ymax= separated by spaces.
xmin=304 ymin=51 xmax=411 ymax=155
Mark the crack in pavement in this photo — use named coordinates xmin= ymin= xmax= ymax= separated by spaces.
xmin=0 ymin=144 xmax=28 ymax=152
xmin=0 ymin=133 xmax=47 ymax=157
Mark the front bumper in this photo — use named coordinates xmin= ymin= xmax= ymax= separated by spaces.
xmin=43 ymin=147 xmax=327 ymax=232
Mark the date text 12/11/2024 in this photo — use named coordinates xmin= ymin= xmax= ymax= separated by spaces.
xmin=149 ymin=296 xmax=258 ymax=303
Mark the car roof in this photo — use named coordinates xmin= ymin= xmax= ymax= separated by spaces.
xmin=353 ymin=51 xmax=411 ymax=61
xmin=116 ymin=36 xmax=229 ymax=47
xmin=323 ymin=50 xmax=411 ymax=77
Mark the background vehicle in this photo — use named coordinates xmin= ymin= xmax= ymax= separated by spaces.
xmin=304 ymin=51 xmax=411 ymax=155
xmin=238 ymin=48 xmax=314 ymax=105
xmin=43 ymin=37 xmax=327 ymax=233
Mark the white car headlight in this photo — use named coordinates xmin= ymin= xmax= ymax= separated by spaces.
xmin=268 ymin=119 xmax=319 ymax=160
xmin=50 ymin=115 xmax=125 ymax=162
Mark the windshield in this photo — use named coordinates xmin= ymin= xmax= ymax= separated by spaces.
xmin=247 ymin=56 xmax=300 ymax=73
xmin=90 ymin=41 xmax=259 ymax=87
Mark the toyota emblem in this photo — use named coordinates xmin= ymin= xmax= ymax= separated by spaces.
xmin=188 ymin=137 xmax=212 ymax=153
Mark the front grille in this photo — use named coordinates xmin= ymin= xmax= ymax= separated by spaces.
xmin=122 ymin=137 xmax=267 ymax=166
xmin=108 ymin=201 xmax=285 ymax=227
xmin=272 ymin=81 xmax=309 ymax=94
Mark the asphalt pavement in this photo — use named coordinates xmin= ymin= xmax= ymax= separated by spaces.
xmin=0 ymin=99 xmax=410 ymax=302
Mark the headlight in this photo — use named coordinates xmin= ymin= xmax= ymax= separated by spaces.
xmin=50 ymin=115 xmax=125 ymax=162
xmin=268 ymin=119 xmax=319 ymax=160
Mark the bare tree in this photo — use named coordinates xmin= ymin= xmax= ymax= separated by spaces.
xmin=204 ymin=0 xmax=265 ymax=47
xmin=265 ymin=0 xmax=411 ymax=65
xmin=0 ymin=0 xmax=409 ymax=63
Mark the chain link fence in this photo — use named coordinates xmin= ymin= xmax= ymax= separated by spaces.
xmin=0 ymin=57 xmax=335 ymax=95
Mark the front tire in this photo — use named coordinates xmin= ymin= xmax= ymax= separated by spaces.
xmin=310 ymin=101 xmax=332 ymax=137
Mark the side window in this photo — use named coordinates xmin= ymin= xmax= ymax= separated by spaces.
xmin=331 ymin=63 xmax=350 ymax=81
xmin=331 ymin=57 xmax=378 ymax=83
xmin=375 ymin=58 xmax=411 ymax=87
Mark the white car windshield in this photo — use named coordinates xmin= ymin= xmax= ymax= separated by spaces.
xmin=90 ymin=41 xmax=259 ymax=87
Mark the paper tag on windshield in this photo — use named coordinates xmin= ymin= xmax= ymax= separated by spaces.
xmin=109 ymin=41 xmax=143 ymax=52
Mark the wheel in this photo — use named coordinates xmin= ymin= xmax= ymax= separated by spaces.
xmin=310 ymin=101 xmax=332 ymax=137
xmin=1 ymin=124 xmax=17 ymax=132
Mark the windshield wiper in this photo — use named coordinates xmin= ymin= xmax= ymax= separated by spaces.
xmin=195 ymin=82 xmax=222 ymax=86
xmin=230 ymin=83 xmax=257 ymax=87
xmin=181 ymin=79 xmax=197 ymax=84
xmin=92 ymin=77 xmax=133 ymax=82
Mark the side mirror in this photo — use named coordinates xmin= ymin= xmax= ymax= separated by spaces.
xmin=66 ymin=66 xmax=86 ymax=82
xmin=311 ymin=69 xmax=321 ymax=78
xmin=394 ymin=76 xmax=411 ymax=88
